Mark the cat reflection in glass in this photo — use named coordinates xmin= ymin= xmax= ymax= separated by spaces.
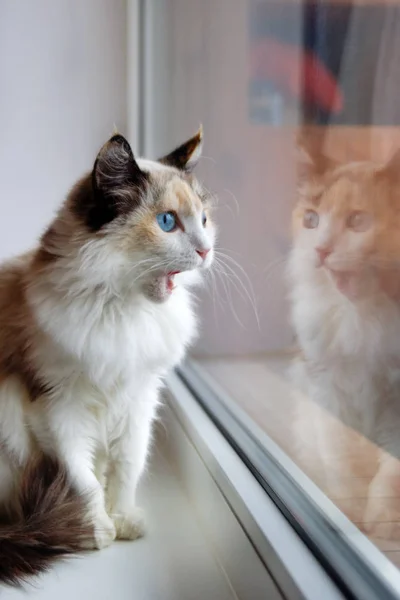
xmin=289 ymin=140 xmax=400 ymax=540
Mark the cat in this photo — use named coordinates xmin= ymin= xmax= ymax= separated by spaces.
xmin=288 ymin=141 xmax=400 ymax=538
xmin=0 ymin=127 xmax=215 ymax=584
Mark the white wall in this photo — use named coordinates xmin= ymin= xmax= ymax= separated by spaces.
xmin=0 ymin=0 xmax=127 ymax=259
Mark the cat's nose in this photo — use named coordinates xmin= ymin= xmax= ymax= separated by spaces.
xmin=316 ymin=247 xmax=331 ymax=264
xmin=196 ymin=249 xmax=210 ymax=261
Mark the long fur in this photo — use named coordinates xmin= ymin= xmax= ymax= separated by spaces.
xmin=0 ymin=455 xmax=92 ymax=585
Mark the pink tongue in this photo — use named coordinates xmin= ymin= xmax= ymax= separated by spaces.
xmin=167 ymin=274 xmax=175 ymax=291
xmin=331 ymin=271 xmax=358 ymax=299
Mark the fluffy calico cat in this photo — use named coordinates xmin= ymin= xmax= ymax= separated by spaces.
xmin=288 ymin=143 xmax=400 ymax=534
xmin=0 ymin=127 xmax=215 ymax=584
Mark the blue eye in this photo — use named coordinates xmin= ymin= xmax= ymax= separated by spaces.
xmin=157 ymin=212 xmax=176 ymax=232
xmin=202 ymin=212 xmax=207 ymax=227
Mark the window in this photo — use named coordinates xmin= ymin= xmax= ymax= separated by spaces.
xmin=143 ymin=1 xmax=400 ymax=597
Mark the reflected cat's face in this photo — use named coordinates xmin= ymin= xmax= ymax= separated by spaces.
xmin=291 ymin=146 xmax=400 ymax=299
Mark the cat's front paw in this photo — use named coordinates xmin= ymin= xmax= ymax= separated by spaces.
xmin=362 ymin=488 xmax=400 ymax=543
xmin=111 ymin=507 xmax=146 ymax=540
xmin=91 ymin=511 xmax=117 ymax=550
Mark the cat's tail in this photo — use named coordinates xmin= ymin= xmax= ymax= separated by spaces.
xmin=0 ymin=455 xmax=93 ymax=586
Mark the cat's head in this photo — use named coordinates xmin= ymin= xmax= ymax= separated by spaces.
xmin=291 ymin=142 xmax=400 ymax=299
xmin=43 ymin=128 xmax=216 ymax=302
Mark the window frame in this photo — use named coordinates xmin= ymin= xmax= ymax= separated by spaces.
xmin=178 ymin=361 xmax=400 ymax=600
xmin=165 ymin=370 xmax=345 ymax=600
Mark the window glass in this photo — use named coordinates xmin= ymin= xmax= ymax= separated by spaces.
xmin=144 ymin=0 xmax=400 ymax=576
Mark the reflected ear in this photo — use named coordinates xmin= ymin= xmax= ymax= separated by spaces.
xmin=159 ymin=126 xmax=203 ymax=171
xmin=296 ymin=144 xmax=318 ymax=183
xmin=296 ymin=138 xmax=339 ymax=186
xmin=381 ymin=148 xmax=400 ymax=181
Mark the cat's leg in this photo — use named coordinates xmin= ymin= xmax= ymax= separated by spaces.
xmin=363 ymin=394 xmax=400 ymax=540
xmin=106 ymin=387 xmax=158 ymax=540
xmin=363 ymin=450 xmax=400 ymax=540
xmin=42 ymin=390 xmax=116 ymax=550
xmin=58 ymin=436 xmax=116 ymax=549
xmin=94 ymin=450 xmax=108 ymax=490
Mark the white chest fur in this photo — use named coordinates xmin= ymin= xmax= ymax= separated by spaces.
xmin=31 ymin=284 xmax=197 ymax=394
xmin=290 ymin=270 xmax=400 ymax=369
xmin=289 ymin=273 xmax=400 ymax=437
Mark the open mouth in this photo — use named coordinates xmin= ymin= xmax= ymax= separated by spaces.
xmin=327 ymin=268 xmax=360 ymax=299
xmin=166 ymin=271 xmax=180 ymax=293
xmin=143 ymin=270 xmax=183 ymax=303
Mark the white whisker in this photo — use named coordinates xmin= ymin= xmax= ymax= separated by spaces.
xmin=212 ymin=261 xmax=246 ymax=328
xmin=221 ymin=189 xmax=240 ymax=215
xmin=214 ymin=251 xmax=260 ymax=329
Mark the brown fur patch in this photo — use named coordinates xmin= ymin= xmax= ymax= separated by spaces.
xmin=161 ymin=179 xmax=203 ymax=216
xmin=134 ymin=211 xmax=162 ymax=247
xmin=0 ymin=256 xmax=50 ymax=401
xmin=37 ymin=225 xmax=64 ymax=265
xmin=176 ymin=181 xmax=203 ymax=214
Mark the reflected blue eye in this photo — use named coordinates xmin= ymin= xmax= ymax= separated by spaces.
xmin=157 ymin=212 xmax=176 ymax=232
xmin=202 ymin=212 xmax=207 ymax=227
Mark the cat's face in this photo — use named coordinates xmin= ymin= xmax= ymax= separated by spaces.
xmin=292 ymin=147 xmax=400 ymax=299
xmin=67 ymin=129 xmax=216 ymax=302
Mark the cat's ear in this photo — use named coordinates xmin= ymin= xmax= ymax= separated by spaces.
xmin=296 ymin=140 xmax=338 ymax=185
xmin=296 ymin=144 xmax=319 ymax=182
xmin=159 ymin=126 xmax=203 ymax=172
xmin=93 ymin=134 xmax=147 ymax=196
xmin=381 ymin=148 xmax=400 ymax=181
xmin=79 ymin=134 xmax=149 ymax=231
